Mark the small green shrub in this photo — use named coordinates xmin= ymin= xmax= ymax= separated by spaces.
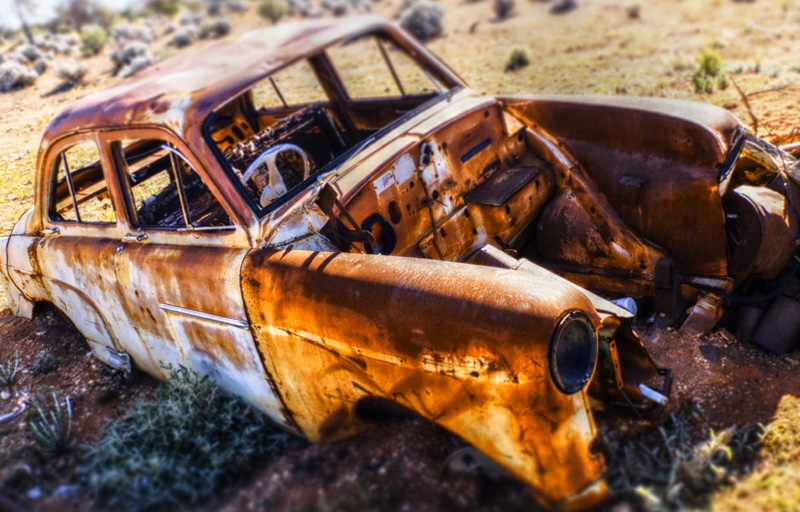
xmin=698 ymin=47 xmax=722 ymax=76
xmin=693 ymin=46 xmax=727 ymax=94
xmin=716 ymin=73 xmax=730 ymax=91
xmin=80 ymin=29 xmax=107 ymax=57
xmin=32 ymin=351 xmax=63 ymax=376
xmin=28 ymin=391 xmax=74 ymax=457
xmin=258 ymin=0 xmax=289 ymax=24
xmin=79 ymin=367 xmax=297 ymax=511
xmin=505 ymin=47 xmax=530 ymax=71
xmin=146 ymin=0 xmax=181 ymax=16
xmin=0 ymin=351 xmax=19 ymax=387
xmin=198 ymin=22 xmax=214 ymax=39
xmin=693 ymin=73 xmax=714 ymax=94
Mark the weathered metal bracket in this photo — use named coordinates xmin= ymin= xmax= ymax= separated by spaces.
xmin=106 ymin=347 xmax=132 ymax=373
xmin=315 ymin=183 xmax=373 ymax=250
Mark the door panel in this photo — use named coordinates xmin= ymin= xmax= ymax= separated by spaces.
xmin=113 ymin=240 xmax=288 ymax=425
xmin=37 ymin=236 xmax=122 ymax=357
xmin=107 ymin=131 xmax=291 ymax=427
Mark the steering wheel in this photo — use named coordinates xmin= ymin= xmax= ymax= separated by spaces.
xmin=239 ymin=143 xmax=311 ymax=207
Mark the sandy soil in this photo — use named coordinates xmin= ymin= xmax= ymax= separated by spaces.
xmin=1 ymin=0 xmax=800 ymax=511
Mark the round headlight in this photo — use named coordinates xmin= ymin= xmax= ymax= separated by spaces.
xmin=548 ymin=311 xmax=598 ymax=394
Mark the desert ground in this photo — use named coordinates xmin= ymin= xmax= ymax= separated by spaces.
xmin=2 ymin=0 xmax=800 ymax=511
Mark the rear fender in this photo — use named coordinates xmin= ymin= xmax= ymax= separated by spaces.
xmin=41 ymin=279 xmax=119 ymax=365
xmin=0 ymin=235 xmax=34 ymax=319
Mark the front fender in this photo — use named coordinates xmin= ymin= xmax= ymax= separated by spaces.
xmin=242 ymin=248 xmax=606 ymax=510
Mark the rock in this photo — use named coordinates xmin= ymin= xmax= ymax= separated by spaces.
xmin=550 ymin=0 xmax=577 ymax=14
xmin=699 ymin=344 xmax=719 ymax=362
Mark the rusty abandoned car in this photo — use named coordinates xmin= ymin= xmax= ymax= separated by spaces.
xmin=3 ymin=14 xmax=800 ymax=511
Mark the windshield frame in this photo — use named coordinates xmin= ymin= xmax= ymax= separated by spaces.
xmin=202 ymin=30 xmax=464 ymax=219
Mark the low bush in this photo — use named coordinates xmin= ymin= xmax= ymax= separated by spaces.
xmin=15 ymin=44 xmax=42 ymax=63
xmin=505 ymin=46 xmax=530 ymax=71
xmin=170 ymin=27 xmax=197 ymax=48
xmin=0 ymin=62 xmax=38 ymax=93
xmin=32 ymin=351 xmax=64 ymax=376
xmin=120 ymin=54 xmax=156 ymax=78
xmin=80 ymin=29 xmax=107 ymax=57
xmin=605 ymin=402 xmax=761 ymax=510
xmin=259 ymin=0 xmax=290 ymax=23
xmin=111 ymin=23 xmax=157 ymax=44
xmin=400 ymin=1 xmax=444 ymax=42
xmin=198 ymin=17 xmax=231 ymax=39
xmin=693 ymin=46 xmax=728 ymax=94
xmin=146 ymin=0 xmax=181 ymax=17
xmin=110 ymin=41 xmax=156 ymax=77
xmin=79 ymin=367 xmax=298 ymax=511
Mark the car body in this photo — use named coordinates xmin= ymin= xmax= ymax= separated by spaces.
xmin=1 ymin=15 xmax=799 ymax=511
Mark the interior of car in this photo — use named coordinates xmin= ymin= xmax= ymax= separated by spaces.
xmin=205 ymin=31 xmax=454 ymax=213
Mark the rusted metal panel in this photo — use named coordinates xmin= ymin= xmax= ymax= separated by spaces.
xmin=112 ymin=238 xmax=292 ymax=426
xmin=502 ymin=96 xmax=738 ymax=278
xmin=723 ymin=185 xmax=799 ymax=280
xmin=521 ymin=124 xmax=670 ymax=294
xmin=241 ymin=248 xmax=606 ymax=510
xmin=39 ymin=16 xmax=464 ymax=148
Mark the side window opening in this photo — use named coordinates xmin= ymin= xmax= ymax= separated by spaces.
xmin=325 ymin=34 xmax=446 ymax=100
xmin=115 ymin=139 xmax=233 ymax=230
xmin=49 ymin=140 xmax=117 ymax=224
xmin=325 ymin=35 xmax=402 ymax=99
xmin=251 ymin=59 xmax=328 ymax=111
xmin=381 ymin=38 xmax=446 ymax=96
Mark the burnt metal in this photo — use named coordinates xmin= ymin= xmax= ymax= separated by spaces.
xmin=461 ymin=138 xmax=492 ymax=163
xmin=315 ymin=183 xmax=374 ymax=249
xmin=655 ymin=258 xmax=681 ymax=314
xmin=465 ymin=163 xmax=547 ymax=206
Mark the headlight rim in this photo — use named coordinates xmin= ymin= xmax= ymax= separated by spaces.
xmin=548 ymin=309 xmax=599 ymax=395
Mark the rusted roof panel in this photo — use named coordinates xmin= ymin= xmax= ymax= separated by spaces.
xmin=43 ymin=16 xmax=394 ymax=143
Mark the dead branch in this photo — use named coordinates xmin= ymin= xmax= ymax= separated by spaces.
xmin=730 ymin=76 xmax=759 ymax=135
xmin=745 ymin=84 xmax=794 ymax=98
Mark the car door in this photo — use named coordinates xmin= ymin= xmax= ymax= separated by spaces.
xmin=104 ymin=128 xmax=291 ymax=427
xmin=34 ymin=132 xmax=132 ymax=368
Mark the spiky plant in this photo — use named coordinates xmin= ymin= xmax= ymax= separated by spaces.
xmin=28 ymin=391 xmax=74 ymax=457
xmin=0 ymin=351 xmax=19 ymax=387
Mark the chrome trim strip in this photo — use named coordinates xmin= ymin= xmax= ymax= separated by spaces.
xmin=159 ymin=303 xmax=250 ymax=329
